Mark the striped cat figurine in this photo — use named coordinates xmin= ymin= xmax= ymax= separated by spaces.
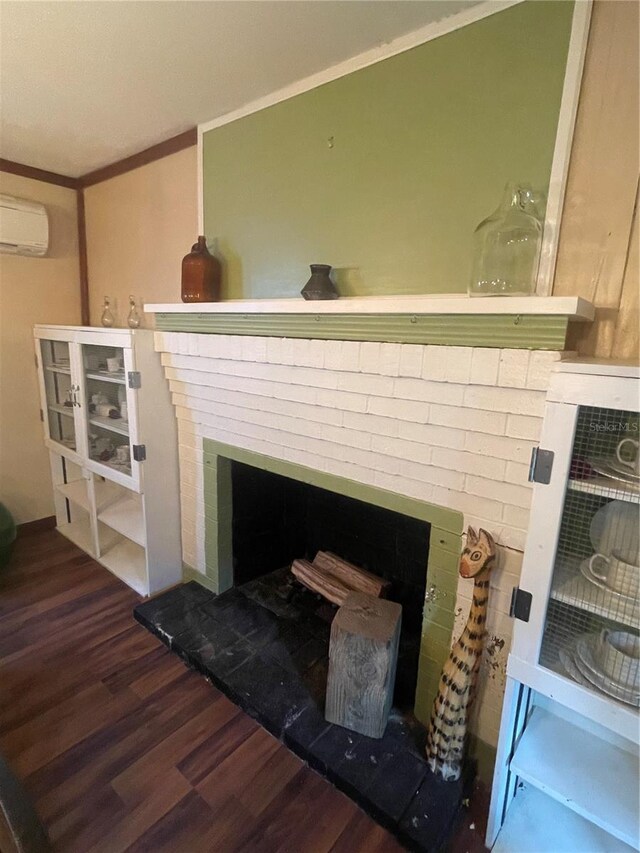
xmin=426 ymin=526 xmax=497 ymax=781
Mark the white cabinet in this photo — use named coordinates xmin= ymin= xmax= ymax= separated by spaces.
xmin=488 ymin=361 xmax=639 ymax=852
xmin=34 ymin=325 xmax=182 ymax=596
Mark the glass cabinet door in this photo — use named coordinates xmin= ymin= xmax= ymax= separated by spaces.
xmin=38 ymin=338 xmax=78 ymax=453
xmin=80 ymin=343 xmax=134 ymax=481
xmin=540 ymin=405 xmax=639 ymax=708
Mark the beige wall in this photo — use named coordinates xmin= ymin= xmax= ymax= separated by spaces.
xmin=0 ymin=173 xmax=81 ymax=523
xmin=84 ymin=146 xmax=198 ymax=328
xmin=554 ymin=0 xmax=639 ymax=360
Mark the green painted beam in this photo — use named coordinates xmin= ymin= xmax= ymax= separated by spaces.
xmin=155 ymin=312 xmax=569 ymax=350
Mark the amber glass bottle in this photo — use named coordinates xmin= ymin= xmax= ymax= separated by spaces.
xmin=181 ymin=236 xmax=221 ymax=303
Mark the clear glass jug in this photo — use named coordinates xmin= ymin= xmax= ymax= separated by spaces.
xmin=469 ymin=183 xmax=543 ymax=296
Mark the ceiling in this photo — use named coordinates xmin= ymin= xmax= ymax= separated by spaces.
xmin=0 ymin=0 xmax=481 ymax=178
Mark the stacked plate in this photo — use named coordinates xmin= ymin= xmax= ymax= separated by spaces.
xmin=590 ymin=456 xmax=640 ymax=488
xmin=560 ymin=632 xmax=640 ymax=708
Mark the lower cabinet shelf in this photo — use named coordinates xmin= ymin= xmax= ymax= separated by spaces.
xmin=56 ymin=478 xmax=123 ymax=513
xmin=493 ymin=784 xmax=636 ymax=853
xmin=57 ymin=516 xmax=121 ymax=559
xmin=98 ymin=496 xmax=145 ymax=547
xmin=57 ymin=518 xmax=96 ymax=557
xmin=510 ymin=707 xmax=639 ymax=848
xmin=99 ymin=538 xmax=147 ymax=596
xmin=55 ymin=476 xmax=149 ymax=594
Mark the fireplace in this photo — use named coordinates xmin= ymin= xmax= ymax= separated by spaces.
xmin=203 ymin=440 xmax=462 ymax=725
xmin=230 ymin=459 xmax=430 ymax=708
xmin=147 ymin=329 xmax=564 ymax=818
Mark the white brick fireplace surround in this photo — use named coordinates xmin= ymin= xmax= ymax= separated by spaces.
xmin=154 ymin=331 xmax=567 ymax=760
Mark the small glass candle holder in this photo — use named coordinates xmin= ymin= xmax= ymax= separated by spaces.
xmin=127 ymin=295 xmax=141 ymax=329
xmin=100 ymin=296 xmax=115 ymax=327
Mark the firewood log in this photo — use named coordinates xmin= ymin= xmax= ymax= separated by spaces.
xmin=313 ymin=551 xmax=390 ymax=598
xmin=290 ymin=559 xmax=350 ymax=606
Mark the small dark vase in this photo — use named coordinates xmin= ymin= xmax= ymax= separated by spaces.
xmin=301 ymin=264 xmax=339 ymax=301
xmin=181 ymin=236 xmax=221 ymax=303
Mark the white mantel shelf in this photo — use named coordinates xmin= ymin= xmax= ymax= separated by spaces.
xmin=145 ymin=295 xmax=595 ymax=321
xmin=147 ymin=295 xmax=594 ymax=350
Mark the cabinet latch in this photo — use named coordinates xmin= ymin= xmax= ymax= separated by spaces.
xmin=510 ymin=587 xmax=532 ymax=622
xmin=132 ymin=444 xmax=146 ymax=462
xmin=528 ymin=447 xmax=554 ymax=484
xmin=128 ymin=371 xmax=141 ymax=389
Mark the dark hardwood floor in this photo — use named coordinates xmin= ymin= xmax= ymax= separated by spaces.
xmin=0 ymin=528 xmax=487 ymax=852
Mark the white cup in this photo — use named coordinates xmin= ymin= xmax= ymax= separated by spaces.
xmin=106 ymin=356 xmax=122 ymax=373
xmin=120 ymin=401 xmax=128 ymax=421
xmin=616 ymin=438 xmax=640 ymax=475
xmin=95 ymin=403 xmax=116 ymax=418
xmin=115 ymin=445 xmax=130 ymax=465
xmin=589 ymin=551 xmax=639 ymax=596
xmin=596 ymin=630 xmax=640 ymax=689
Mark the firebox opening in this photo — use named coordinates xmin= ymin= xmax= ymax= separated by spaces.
xmin=230 ymin=459 xmax=430 ymax=708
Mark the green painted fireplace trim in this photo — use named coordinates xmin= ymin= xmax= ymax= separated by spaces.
xmin=183 ymin=564 xmax=218 ymax=594
xmin=201 ymin=436 xmax=463 ymax=723
xmin=155 ymin=312 xmax=569 ymax=350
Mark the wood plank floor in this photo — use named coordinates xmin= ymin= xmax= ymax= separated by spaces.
xmin=0 ymin=528 xmax=486 ymax=852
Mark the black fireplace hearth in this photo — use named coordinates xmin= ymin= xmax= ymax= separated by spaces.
xmin=134 ymin=572 xmax=465 ymax=851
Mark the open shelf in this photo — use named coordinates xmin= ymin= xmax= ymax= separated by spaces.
xmin=57 ymin=517 xmax=95 ymax=556
xmin=493 ymin=783 xmax=636 ymax=853
xmin=56 ymin=480 xmax=90 ymax=510
xmin=48 ymin=403 xmax=74 ymax=418
xmin=568 ymin=477 xmax=639 ymax=503
xmin=86 ymin=370 xmax=126 ymax=385
xmin=56 ymin=478 xmax=124 ymax=513
xmin=98 ymin=495 xmax=145 ymax=547
xmin=99 ymin=537 xmax=147 ymax=596
xmin=88 ymin=415 xmax=129 ymax=436
xmin=95 ymin=479 xmax=125 ymax=511
xmin=510 ymin=707 xmax=639 ymax=847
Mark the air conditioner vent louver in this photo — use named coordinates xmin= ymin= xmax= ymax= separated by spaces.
xmin=0 ymin=194 xmax=49 ymax=257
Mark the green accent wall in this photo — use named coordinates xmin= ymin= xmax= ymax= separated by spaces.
xmin=201 ymin=437 xmax=463 ymax=726
xmin=155 ymin=311 xmax=569 ymax=349
xmin=203 ymin=1 xmax=574 ymax=300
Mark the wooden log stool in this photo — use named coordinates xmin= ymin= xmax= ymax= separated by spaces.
xmin=325 ymin=591 xmax=402 ymax=739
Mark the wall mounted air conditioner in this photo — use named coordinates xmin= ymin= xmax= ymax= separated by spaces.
xmin=0 ymin=194 xmax=49 ymax=257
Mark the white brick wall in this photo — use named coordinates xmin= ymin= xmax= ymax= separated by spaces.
xmin=156 ymin=333 xmax=562 ymax=551
xmin=155 ymin=332 xmax=566 ymax=748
